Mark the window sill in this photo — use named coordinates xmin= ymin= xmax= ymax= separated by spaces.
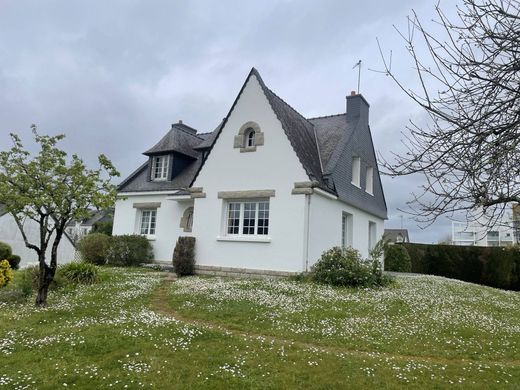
xmin=365 ymin=190 xmax=373 ymax=196
xmin=145 ymin=236 xmax=156 ymax=241
xmin=351 ymin=182 xmax=361 ymax=189
xmin=216 ymin=236 xmax=271 ymax=243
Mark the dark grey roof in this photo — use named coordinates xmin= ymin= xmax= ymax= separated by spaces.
xmin=384 ymin=229 xmax=410 ymax=243
xmin=309 ymin=114 xmax=353 ymax=167
xmin=143 ymin=123 xmax=205 ymax=158
xmin=193 ymin=122 xmax=222 ymax=150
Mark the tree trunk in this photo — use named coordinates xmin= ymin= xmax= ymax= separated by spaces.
xmin=35 ymin=258 xmax=55 ymax=307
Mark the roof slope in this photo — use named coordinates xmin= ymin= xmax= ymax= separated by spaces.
xmin=143 ymin=123 xmax=205 ymax=158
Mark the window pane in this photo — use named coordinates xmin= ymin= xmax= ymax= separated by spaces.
xmin=140 ymin=211 xmax=150 ymax=235
xmin=243 ymin=202 xmax=256 ymax=235
xmin=149 ymin=211 xmax=156 ymax=235
xmin=257 ymin=201 xmax=269 ymax=235
xmin=227 ymin=203 xmax=240 ymax=234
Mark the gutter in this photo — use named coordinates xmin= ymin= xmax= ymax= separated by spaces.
xmin=303 ymin=193 xmax=311 ymax=272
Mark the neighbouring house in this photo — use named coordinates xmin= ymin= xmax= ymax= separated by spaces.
xmin=0 ymin=204 xmax=77 ymax=268
xmin=451 ymin=204 xmax=519 ymax=247
xmin=384 ymin=229 xmax=410 ymax=244
xmin=113 ymin=68 xmax=387 ymax=274
xmin=66 ymin=208 xmax=114 ymax=244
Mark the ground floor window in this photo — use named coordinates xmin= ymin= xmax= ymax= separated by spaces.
xmin=226 ymin=200 xmax=269 ymax=236
xmin=140 ymin=209 xmax=157 ymax=236
xmin=341 ymin=212 xmax=353 ymax=248
xmin=368 ymin=221 xmax=377 ymax=251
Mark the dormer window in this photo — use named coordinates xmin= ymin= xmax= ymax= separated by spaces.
xmin=152 ymin=155 xmax=169 ymax=181
xmin=245 ymin=128 xmax=256 ymax=147
xmin=352 ymin=156 xmax=361 ymax=187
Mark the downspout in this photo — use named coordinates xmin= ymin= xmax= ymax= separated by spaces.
xmin=303 ymin=193 xmax=311 ymax=272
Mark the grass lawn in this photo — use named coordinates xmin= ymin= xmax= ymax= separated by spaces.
xmin=1 ymin=268 xmax=519 ymax=389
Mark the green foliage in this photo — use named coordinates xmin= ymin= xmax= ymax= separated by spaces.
xmin=106 ymin=235 xmax=153 ymax=267
xmin=311 ymin=247 xmax=391 ymax=288
xmin=402 ymin=243 xmax=520 ymax=290
xmin=384 ymin=244 xmax=412 ymax=272
xmin=172 ymin=237 xmax=195 ymax=277
xmin=0 ymin=241 xmax=12 ymax=261
xmin=0 ymin=259 xmax=14 ymax=288
xmin=7 ymin=255 xmax=21 ymax=270
xmin=58 ymin=262 xmax=98 ymax=285
xmin=91 ymin=220 xmax=113 ymax=236
xmin=78 ymin=233 xmax=110 ymax=265
xmin=0 ymin=127 xmax=119 ymax=305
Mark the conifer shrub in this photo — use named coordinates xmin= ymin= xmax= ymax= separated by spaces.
xmin=106 ymin=235 xmax=153 ymax=266
xmin=311 ymin=247 xmax=391 ymax=288
xmin=78 ymin=233 xmax=110 ymax=265
xmin=384 ymin=244 xmax=412 ymax=272
xmin=172 ymin=237 xmax=196 ymax=277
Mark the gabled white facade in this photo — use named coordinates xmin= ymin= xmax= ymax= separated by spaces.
xmin=113 ymin=69 xmax=387 ymax=273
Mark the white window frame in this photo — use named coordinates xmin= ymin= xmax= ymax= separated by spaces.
xmin=368 ymin=221 xmax=377 ymax=251
xmin=152 ymin=155 xmax=169 ymax=181
xmin=224 ymin=199 xmax=270 ymax=237
xmin=352 ymin=156 xmax=361 ymax=187
xmin=341 ymin=212 xmax=353 ymax=248
xmin=245 ymin=128 xmax=256 ymax=147
xmin=365 ymin=166 xmax=374 ymax=195
xmin=139 ymin=209 xmax=157 ymax=237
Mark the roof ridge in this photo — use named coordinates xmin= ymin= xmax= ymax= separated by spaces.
xmin=174 ymin=125 xmax=205 ymax=140
xmin=307 ymin=113 xmax=345 ymax=120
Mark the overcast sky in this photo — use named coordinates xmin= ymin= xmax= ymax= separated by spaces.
xmin=0 ymin=0 xmax=460 ymax=243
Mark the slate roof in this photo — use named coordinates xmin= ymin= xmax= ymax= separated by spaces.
xmin=384 ymin=229 xmax=410 ymax=243
xmin=144 ymin=123 xmax=204 ymax=158
xmin=118 ymin=68 xmax=387 ymax=219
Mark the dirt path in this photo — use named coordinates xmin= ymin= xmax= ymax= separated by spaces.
xmin=150 ymin=275 xmax=520 ymax=368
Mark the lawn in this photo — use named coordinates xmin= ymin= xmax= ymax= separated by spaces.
xmin=1 ymin=268 xmax=519 ymax=389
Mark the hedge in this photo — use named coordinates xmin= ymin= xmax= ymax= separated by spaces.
xmin=385 ymin=243 xmax=520 ymax=290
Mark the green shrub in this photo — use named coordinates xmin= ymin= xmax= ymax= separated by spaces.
xmin=24 ymin=265 xmax=67 ymax=291
xmin=384 ymin=244 xmax=412 ymax=272
xmin=91 ymin=220 xmax=113 ymax=236
xmin=172 ymin=237 xmax=195 ymax=276
xmin=7 ymin=254 xmax=21 ymax=270
xmin=0 ymin=241 xmax=12 ymax=261
xmin=106 ymin=235 xmax=153 ymax=267
xmin=78 ymin=233 xmax=110 ymax=265
xmin=58 ymin=262 xmax=98 ymax=285
xmin=311 ymin=247 xmax=391 ymax=288
xmin=0 ymin=259 xmax=14 ymax=288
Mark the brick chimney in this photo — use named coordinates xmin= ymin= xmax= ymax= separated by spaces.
xmin=346 ymin=90 xmax=370 ymax=123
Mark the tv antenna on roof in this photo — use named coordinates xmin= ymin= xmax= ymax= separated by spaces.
xmin=353 ymin=60 xmax=362 ymax=93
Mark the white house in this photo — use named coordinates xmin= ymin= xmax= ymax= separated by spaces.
xmin=452 ymin=204 xmax=519 ymax=247
xmin=113 ymin=68 xmax=387 ymax=274
xmin=0 ymin=205 xmax=77 ymax=268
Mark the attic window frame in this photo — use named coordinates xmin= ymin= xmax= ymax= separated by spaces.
xmin=152 ymin=155 xmax=169 ymax=181
xmin=365 ymin=166 xmax=374 ymax=195
xmin=234 ymin=121 xmax=264 ymax=153
xmin=351 ymin=156 xmax=361 ymax=188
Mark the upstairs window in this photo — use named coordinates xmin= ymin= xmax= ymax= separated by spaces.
xmin=245 ymin=128 xmax=256 ymax=147
xmin=152 ymin=155 xmax=169 ymax=181
xmin=366 ymin=166 xmax=374 ymax=195
xmin=352 ymin=156 xmax=361 ymax=187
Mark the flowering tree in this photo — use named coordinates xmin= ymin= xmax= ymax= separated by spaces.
xmin=0 ymin=126 xmax=119 ymax=306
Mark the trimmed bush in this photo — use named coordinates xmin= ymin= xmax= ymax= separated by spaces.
xmin=172 ymin=237 xmax=196 ymax=276
xmin=384 ymin=244 xmax=412 ymax=272
xmin=7 ymin=254 xmax=21 ymax=270
xmin=311 ymin=247 xmax=391 ymax=288
xmin=106 ymin=235 xmax=153 ymax=267
xmin=0 ymin=241 xmax=12 ymax=261
xmin=78 ymin=233 xmax=110 ymax=265
xmin=0 ymin=259 xmax=13 ymax=288
xmin=58 ymin=262 xmax=98 ymax=285
xmin=401 ymin=243 xmax=520 ymax=290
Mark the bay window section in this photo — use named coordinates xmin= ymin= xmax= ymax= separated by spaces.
xmin=226 ymin=200 xmax=269 ymax=237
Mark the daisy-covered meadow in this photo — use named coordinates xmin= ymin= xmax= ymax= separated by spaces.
xmin=1 ymin=267 xmax=519 ymax=389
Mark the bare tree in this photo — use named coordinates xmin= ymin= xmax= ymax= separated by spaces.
xmin=380 ymin=0 xmax=520 ymax=227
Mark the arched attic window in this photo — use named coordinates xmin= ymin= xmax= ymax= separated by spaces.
xmin=245 ymin=128 xmax=256 ymax=147
xmin=233 ymin=121 xmax=264 ymax=152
